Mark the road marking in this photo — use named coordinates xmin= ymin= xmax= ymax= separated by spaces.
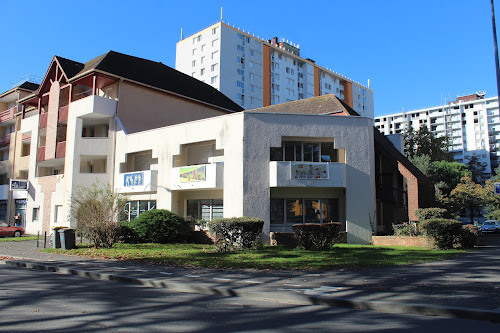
xmin=185 ymin=274 xmax=200 ymax=278
xmin=241 ymin=280 xmax=262 ymax=284
xmin=160 ymin=272 xmax=173 ymax=275
xmin=213 ymin=277 xmax=232 ymax=281
xmin=115 ymin=267 xmax=128 ymax=270
xmin=135 ymin=269 xmax=148 ymax=272
xmin=282 ymin=283 xmax=302 ymax=287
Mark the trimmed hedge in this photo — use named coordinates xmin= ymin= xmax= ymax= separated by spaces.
xmin=458 ymin=224 xmax=479 ymax=248
xmin=414 ymin=208 xmax=447 ymax=222
xmin=208 ymin=217 xmax=264 ymax=252
xmin=420 ymin=219 xmax=463 ymax=249
xmin=128 ymin=209 xmax=191 ymax=244
xmin=116 ymin=222 xmax=141 ymax=244
xmin=292 ymin=223 xmax=342 ymax=250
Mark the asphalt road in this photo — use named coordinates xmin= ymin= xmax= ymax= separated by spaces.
xmin=1 ymin=265 xmax=499 ymax=332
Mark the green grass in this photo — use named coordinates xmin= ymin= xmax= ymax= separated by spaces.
xmin=0 ymin=236 xmax=39 ymax=242
xmin=44 ymin=243 xmax=465 ymax=270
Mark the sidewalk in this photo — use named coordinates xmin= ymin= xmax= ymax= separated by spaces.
xmin=2 ymin=235 xmax=500 ymax=323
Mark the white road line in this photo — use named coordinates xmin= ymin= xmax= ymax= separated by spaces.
xmin=241 ymin=280 xmax=262 ymax=284
xmin=282 ymin=283 xmax=302 ymax=287
xmin=213 ymin=277 xmax=232 ymax=281
xmin=160 ymin=272 xmax=173 ymax=275
xmin=115 ymin=267 xmax=128 ymax=270
xmin=135 ymin=269 xmax=148 ymax=272
xmin=185 ymin=274 xmax=200 ymax=278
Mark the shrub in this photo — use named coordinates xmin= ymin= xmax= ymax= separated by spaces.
xmin=72 ymin=183 xmax=127 ymax=249
xmin=292 ymin=223 xmax=342 ymax=250
xmin=128 ymin=209 xmax=191 ymax=244
xmin=414 ymin=208 xmax=447 ymax=222
xmin=207 ymin=217 xmax=264 ymax=252
xmin=458 ymin=224 xmax=479 ymax=248
xmin=420 ymin=219 xmax=463 ymax=249
xmin=392 ymin=221 xmax=422 ymax=236
xmin=116 ymin=222 xmax=141 ymax=244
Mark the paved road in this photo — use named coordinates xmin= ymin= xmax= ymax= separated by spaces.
xmin=2 ymin=265 xmax=499 ymax=332
xmin=1 ymin=235 xmax=500 ymax=322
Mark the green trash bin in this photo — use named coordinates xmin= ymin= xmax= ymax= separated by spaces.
xmin=59 ymin=228 xmax=76 ymax=250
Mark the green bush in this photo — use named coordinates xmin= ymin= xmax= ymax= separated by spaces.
xmin=458 ymin=224 xmax=479 ymax=248
xmin=128 ymin=209 xmax=191 ymax=244
xmin=207 ymin=217 xmax=264 ymax=252
xmin=420 ymin=219 xmax=462 ymax=249
xmin=116 ymin=222 xmax=141 ymax=244
xmin=414 ymin=208 xmax=447 ymax=222
xmin=292 ymin=223 xmax=342 ymax=250
xmin=392 ymin=222 xmax=423 ymax=236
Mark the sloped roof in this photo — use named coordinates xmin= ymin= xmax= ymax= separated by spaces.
xmin=55 ymin=56 xmax=85 ymax=79
xmin=71 ymin=51 xmax=243 ymax=112
xmin=0 ymin=81 xmax=39 ymax=99
xmin=248 ymin=94 xmax=359 ymax=116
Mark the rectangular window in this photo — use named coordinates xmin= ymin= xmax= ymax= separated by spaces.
xmin=211 ymin=51 xmax=219 ymax=59
xmin=212 ymin=39 xmax=219 ymax=47
xmin=54 ymin=205 xmax=63 ymax=223
xmin=200 ymin=68 xmax=205 ymax=76
xmin=286 ymin=199 xmax=303 ymax=224
xmin=250 ymin=84 xmax=255 ymax=92
xmin=271 ymin=199 xmax=338 ymax=225
xmin=212 ymin=27 xmax=218 ymax=35
xmin=249 ymin=61 xmax=254 ymax=68
xmin=125 ymin=200 xmax=156 ymax=221
xmin=250 ymin=49 xmax=255 ymax=56
xmin=250 ymin=73 xmax=254 ymax=80
xmin=192 ymin=48 xmax=197 ymax=55
xmin=270 ymin=199 xmax=285 ymax=224
xmin=211 ymin=63 xmax=218 ymax=72
xmin=192 ymin=60 xmax=196 ymax=67
xmin=275 ymin=73 xmax=280 ymax=80
xmin=211 ymin=76 xmax=218 ymax=84
xmin=237 ymin=81 xmax=244 ymax=88
xmin=200 ymin=56 xmax=205 ymax=64
xmin=201 ymin=44 xmax=205 ymax=51
xmin=237 ymin=45 xmax=244 ymax=52
xmin=237 ymin=69 xmax=244 ymax=75
xmin=32 ymin=207 xmax=39 ymax=222
xmin=250 ymin=96 xmax=255 ymax=104
xmin=186 ymin=199 xmax=223 ymax=221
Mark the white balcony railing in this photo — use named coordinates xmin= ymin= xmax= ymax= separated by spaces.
xmin=116 ymin=170 xmax=157 ymax=193
xmin=270 ymin=161 xmax=346 ymax=187
xmin=171 ymin=163 xmax=223 ymax=190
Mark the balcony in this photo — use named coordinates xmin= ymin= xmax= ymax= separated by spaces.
xmin=71 ymin=95 xmax=117 ymax=119
xmin=39 ymin=113 xmax=48 ymax=129
xmin=0 ymin=106 xmax=15 ymax=124
xmin=171 ymin=163 xmax=223 ymax=190
xmin=56 ymin=141 xmax=66 ymax=158
xmin=116 ymin=170 xmax=157 ymax=193
xmin=58 ymin=105 xmax=68 ymax=123
xmin=269 ymin=162 xmax=346 ymax=187
xmin=0 ymin=135 xmax=10 ymax=148
xmin=37 ymin=146 xmax=45 ymax=161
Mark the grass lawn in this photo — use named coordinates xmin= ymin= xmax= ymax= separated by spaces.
xmin=44 ymin=243 xmax=466 ymax=270
xmin=0 ymin=236 xmax=39 ymax=242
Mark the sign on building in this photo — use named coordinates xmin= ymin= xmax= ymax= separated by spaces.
xmin=180 ymin=165 xmax=206 ymax=182
xmin=10 ymin=179 xmax=28 ymax=191
xmin=291 ymin=163 xmax=329 ymax=180
xmin=124 ymin=172 xmax=144 ymax=187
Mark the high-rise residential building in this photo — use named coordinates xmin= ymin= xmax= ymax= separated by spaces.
xmin=176 ymin=21 xmax=374 ymax=118
xmin=374 ymin=93 xmax=500 ymax=179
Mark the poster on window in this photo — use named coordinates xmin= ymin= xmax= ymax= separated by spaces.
xmin=180 ymin=165 xmax=206 ymax=182
xmin=291 ymin=163 xmax=329 ymax=180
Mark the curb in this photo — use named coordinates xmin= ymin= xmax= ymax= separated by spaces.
xmin=3 ymin=259 xmax=500 ymax=323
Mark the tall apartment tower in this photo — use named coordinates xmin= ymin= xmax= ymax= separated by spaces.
xmin=374 ymin=93 xmax=500 ymax=179
xmin=176 ymin=21 xmax=374 ymax=118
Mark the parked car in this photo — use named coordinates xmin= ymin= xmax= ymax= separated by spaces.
xmin=480 ymin=220 xmax=500 ymax=233
xmin=0 ymin=220 xmax=25 ymax=237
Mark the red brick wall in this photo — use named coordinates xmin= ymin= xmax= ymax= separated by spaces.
xmin=372 ymin=236 xmax=432 ymax=248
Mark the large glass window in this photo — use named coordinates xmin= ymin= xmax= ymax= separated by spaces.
xmin=271 ymin=198 xmax=338 ymax=224
xmin=186 ymin=199 xmax=223 ymax=221
xmin=124 ymin=200 xmax=156 ymax=221
xmin=271 ymin=141 xmax=336 ymax=162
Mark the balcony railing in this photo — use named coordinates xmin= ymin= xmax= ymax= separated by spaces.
xmin=37 ymin=146 xmax=45 ymax=161
xmin=269 ymin=161 xmax=346 ymax=187
xmin=171 ymin=163 xmax=223 ymax=190
xmin=0 ymin=135 xmax=10 ymax=148
xmin=0 ymin=106 xmax=15 ymax=123
xmin=58 ymin=105 xmax=68 ymax=123
xmin=39 ymin=113 xmax=48 ymax=129
xmin=56 ymin=141 xmax=66 ymax=158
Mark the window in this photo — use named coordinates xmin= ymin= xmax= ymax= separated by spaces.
xmin=32 ymin=207 xmax=39 ymax=222
xmin=211 ymin=76 xmax=218 ymax=84
xmin=124 ymin=200 xmax=157 ymax=221
xmin=187 ymin=200 xmax=223 ymax=221
xmin=271 ymin=199 xmax=339 ymax=224
xmin=211 ymin=51 xmax=219 ymax=59
xmin=212 ymin=39 xmax=219 ymax=47
xmin=246 ymin=36 xmax=250 ymax=43
xmin=250 ymin=73 xmax=255 ymax=80
xmin=237 ymin=56 xmax=244 ymax=64
xmin=200 ymin=68 xmax=205 ymax=76
xmin=237 ymin=33 xmax=243 ymax=39
xmin=212 ymin=27 xmax=218 ymax=35
xmin=192 ymin=60 xmax=196 ymax=67
xmin=249 ymin=61 xmax=254 ymax=68
xmin=250 ymin=96 xmax=255 ymax=104
xmin=275 ymin=84 xmax=280 ymax=91
xmin=285 ymin=67 xmax=294 ymax=75
xmin=237 ymin=45 xmax=245 ymax=52
xmin=192 ymin=48 xmax=197 ymax=55
xmin=274 ymin=63 xmax=279 ymax=69
xmin=211 ymin=63 xmax=218 ymax=72
xmin=275 ymin=73 xmax=280 ymax=80
xmin=250 ymin=84 xmax=255 ymax=92
xmin=270 ymin=141 xmax=336 ymax=162
xmin=250 ymin=49 xmax=255 ymax=56
xmin=201 ymin=44 xmax=205 ymax=51
xmin=191 ymin=72 xmax=196 ymax=77
xmin=193 ymin=35 xmax=201 ymax=43
xmin=237 ymin=69 xmax=244 ymax=75
xmin=237 ymin=81 xmax=244 ymax=88
xmin=54 ymin=205 xmax=63 ymax=223
xmin=325 ymin=83 xmax=331 ymax=90
xmin=201 ymin=56 xmax=205 ymax=64
xmin=278 ymin=53 xmax=282 ymax=60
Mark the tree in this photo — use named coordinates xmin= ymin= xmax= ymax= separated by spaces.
xmin=449 ymin=175 xmax=486 ymax=224
xmin=71 ymin=183 xmax=128 ymax=248
xmin=483 ymin=169 xmax=500 ymax=220
xmin=467 ymin=155 xmax=487 ymax=183
xmin=429 ymin=160 xmax=470 ymax=197
xmin=408 ymin=154 xmax=432 ymax=177
xmin=404 ymin=126 xmax=451 ymax=162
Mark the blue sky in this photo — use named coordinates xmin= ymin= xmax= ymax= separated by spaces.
xmin=0 ymin=0 xmax=497 ymax=116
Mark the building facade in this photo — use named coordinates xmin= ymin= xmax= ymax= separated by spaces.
xmin=175 ymin=21 xmax=374 ymax=118
xmin=375 ymin=93 xmax=500 ymax=179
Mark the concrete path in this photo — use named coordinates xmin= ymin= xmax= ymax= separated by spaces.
xmin=1 ymin=235 xmax=500 ymax=323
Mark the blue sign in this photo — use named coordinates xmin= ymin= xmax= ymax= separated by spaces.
xmin=124 ymin=172 xmax=144 ymax=187
xmin=495 ymin=183 xmax=500 ymax=195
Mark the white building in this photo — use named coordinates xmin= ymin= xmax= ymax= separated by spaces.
xmin=176 ymin=21 xmax=374 ymax=118
xmin=375 ymin=93 xmax=500 ymax=178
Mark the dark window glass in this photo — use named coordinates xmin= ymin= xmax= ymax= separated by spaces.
xmin=284 ymin=142 xmax=295 ymax=161
xmin=200 ymin=200 xmax=211 ymax=221
xmin=313 ymin=143 xmax=320 ymax=162
xmin=270 ymin=147 xmax=283 ymax=161
xmin=303 ymin=143 xmax=313 ymax=161
xmin=321 ymin=142 xmax=334 ymax=162
xmin=212 ymin=200 xmax=224 ymax=219
xmin=286 ymin=199 xmax=303 ymax=223
xmin=294 ymin=142 xmax=302 ymax=161
xmin=304 ymin=199 xmax=321 ymax=223
xmin=187 ymin=200 xmax=199 ymax=220
xmin=270 ymin=199 xmax=284 ymax=224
